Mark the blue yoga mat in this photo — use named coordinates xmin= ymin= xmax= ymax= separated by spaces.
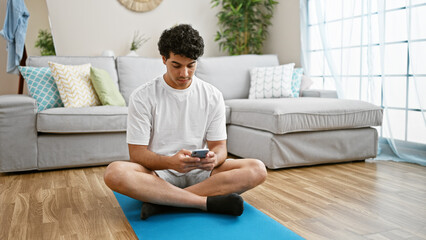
xmin=113 ymin=192 xmax=304 ymax=240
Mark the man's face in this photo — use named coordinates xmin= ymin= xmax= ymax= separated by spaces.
xmin=162 ymin=52 xmax=197 ymax=90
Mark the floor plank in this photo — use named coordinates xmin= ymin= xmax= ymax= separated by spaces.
xmin=0 ymin=160 xmax=425 ymax=239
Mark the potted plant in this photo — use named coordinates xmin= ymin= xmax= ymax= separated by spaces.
xmin=35 ymin=29 xmax=56 ymax=56
xmin=211 ymin=0 xmax=278 ymax=55
xmin=128 ymin=31 xmax=149 ymax=56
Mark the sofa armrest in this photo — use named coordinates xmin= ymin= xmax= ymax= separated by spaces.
xmin=301 ymin=89 xmax=338 ymax=98
xmin=0 ymin=95 xmax=38 ymax=172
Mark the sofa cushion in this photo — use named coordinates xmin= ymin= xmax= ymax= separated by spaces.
xmin=18 ymin=66 xmax=64 ymax=111
xmin=248 ymin=63 xmax=295 ymax=99
xmin=225 ymin=98 xmax=383 ymax=134
xmin=90 ymin=67 xmax=126 ymax=106
xmin=195 ymin=55 xmax=279 ymax=100
xmin=37 ymin=106 xmax=127 ymax=133
xmin=291 ymin=68 xmax=304 ymax=97
xmin=116 ymin=57 xmax=166 ymax=104
xmin=49 ymin=62 xmax=101 ymax=108
xmin=27 ymin=56 xmax=118 ymax=87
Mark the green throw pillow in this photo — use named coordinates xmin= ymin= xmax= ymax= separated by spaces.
xmin=90 ymin=67 xmax=126 ymax=106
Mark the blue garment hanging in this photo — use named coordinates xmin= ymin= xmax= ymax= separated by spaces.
xmin=0 ymin=0 xmax=30 ymax=74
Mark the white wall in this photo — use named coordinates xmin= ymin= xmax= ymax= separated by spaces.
xmin=1 ymin=0 xmax=301 ymax=95
xmin=264 ymin=0 xmax=301 ymax=67
xmin=46 ymin=0 xmax=223 ymax=58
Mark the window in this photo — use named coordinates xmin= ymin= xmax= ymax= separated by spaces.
xmin=304 ymin=0 xmax=426 ymax=146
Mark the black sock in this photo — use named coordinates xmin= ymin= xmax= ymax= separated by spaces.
xmin=140 ymin=202 xmax=197 ymax=220
xmin=207 ymin=193 xmax=244 ymax=216
xmin=141 ymin=193 xmax=244 ymax=219
xmin=141 ymin=202 xmax=175 ymax=220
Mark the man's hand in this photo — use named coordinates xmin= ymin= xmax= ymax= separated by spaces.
xmin=170 ymin=149 xmax=202 ymax=173
xmin=170 ymin=150 xmax=218 ymax=173
xmin=198 ymin=151 xmax=217 ymax=171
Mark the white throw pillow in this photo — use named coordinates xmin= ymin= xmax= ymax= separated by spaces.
xmin=49 ymin=62 xmax=100 ymax=108
xmin=300 ymin=75 xmax=313 ymax=93
xmin=249 ymin=63 xmax=295 ymax=99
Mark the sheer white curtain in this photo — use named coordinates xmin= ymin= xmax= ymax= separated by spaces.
xmin=300 ymin=0 xmax=426 ymax=165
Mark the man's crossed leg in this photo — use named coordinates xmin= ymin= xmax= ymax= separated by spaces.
xmin=104 ymin=159 xmax=267 ymax=219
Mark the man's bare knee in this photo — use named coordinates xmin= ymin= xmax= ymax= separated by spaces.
xmin=246 ymin=159 xmax=267 ymax=187
xmin=104 ymin=161 xmax=128 ymax=190
xmin=104 ymin=161 xmax=156 ymax=192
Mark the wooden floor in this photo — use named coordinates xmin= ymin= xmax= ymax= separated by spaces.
xmin=1 ymin=160 xmax=425 ymax=240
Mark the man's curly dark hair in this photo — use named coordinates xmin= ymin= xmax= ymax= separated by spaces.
xmin=158 ymin=24 xmax=204 ymax=60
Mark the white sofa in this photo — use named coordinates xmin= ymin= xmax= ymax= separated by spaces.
xmin=0 ymin=55 xmax=383 ymax=172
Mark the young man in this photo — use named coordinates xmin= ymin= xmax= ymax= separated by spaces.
xmin=104 ymin=24 xmax=267 ymax=219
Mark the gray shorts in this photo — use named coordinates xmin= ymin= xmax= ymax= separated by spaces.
xmin=155 ymin=169 xmax=212 ymax=188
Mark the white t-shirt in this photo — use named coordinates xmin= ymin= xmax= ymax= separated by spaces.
xmin=127 ymin=75 xmax=227 ymax=158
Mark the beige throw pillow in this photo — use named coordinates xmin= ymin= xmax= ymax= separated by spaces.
xmin=49 ymin=62 xmax=100 ymax=108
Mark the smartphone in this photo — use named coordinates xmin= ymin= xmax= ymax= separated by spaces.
xmin=191 ymin=149 xmax=209 ymax=158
